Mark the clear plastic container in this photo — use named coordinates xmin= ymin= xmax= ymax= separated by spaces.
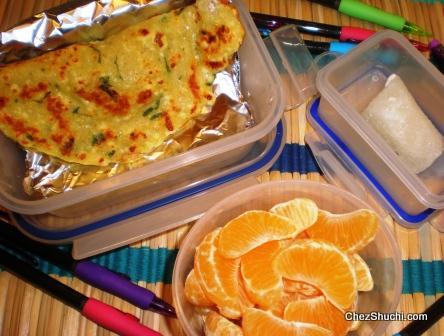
xmin=263 ymin=25 xmax=318 ymax=110
xmin=316 ymin=30 xmax=444 ymax=218
xmin=307 ymin=98 xmax=442 ymax=230
xmin=172 ymin=180 xmax=402 ymax=336
xmin=12 ymin=121 xmax=285 ymax=258
xmin=0 ymin=2 xmax=283 ymax=216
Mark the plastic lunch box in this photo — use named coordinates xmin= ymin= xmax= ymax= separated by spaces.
xmin=309 ymin=30 xmax=444 ymax=230
xmin=0 ymin=0 xmax=286 ymax=258
xmin=263 ymin=25 xmax=443 ymax=230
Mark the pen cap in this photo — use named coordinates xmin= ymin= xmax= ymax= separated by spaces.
xmin=264 ymin=24 xmax=318 ymax=110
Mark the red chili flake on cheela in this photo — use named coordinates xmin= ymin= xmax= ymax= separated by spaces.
xmin=164 ymin=113 xmax=174 ymax=131
xmin=59 ymin=65 xmax=68 ymax=79
xmin=139 ymin=28 xmax=149 ymax=36
xmin=78 ymin=153 xmax=86 ymax=160
xmin=104 ymin=129 xmax=115 ymax=140
xmin=76 ymin=89 xmax=130 ymax=116
xmin=46 ymin=95 xmax=69 ymax=130
xmin=20 ymin=82 xmax=48 ymax=99
xmin=2 ymin=115 xmax=39 ymax=137
xmin=206 ymin=60 xmax=226 ymax=69
xmin=129 ymin=145 xmax=137 ymax=153
xmin=188 ymin=65 xmax=200 ymax=100
xmin=129 ymin=131 xmax=147 ymax=141
xmin=137 ymin=90 xmax=153 ymax=104
xmin=201 ymin=30 xmax=217 ymax=45
xmin=0 ymin=97 xmax=8 ymax=109
xmin=154 ymin=32 xmax=164 ymax=48
xmin=61 ymin=136 xmax=75 ymax=155
xmin=51 ymin=134 xmax=64 ymax=144
xmin=216 ymin=25 xmax=230 ymax=43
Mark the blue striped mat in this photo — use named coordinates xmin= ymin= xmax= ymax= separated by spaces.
xmin=269 ymin=144 xmax=320 ymax=174
xmin=4 ymin=245 xmax=442 ymax=295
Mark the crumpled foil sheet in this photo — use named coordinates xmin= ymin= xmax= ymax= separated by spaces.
xmin=0 ymin=0 xmax=196 ymax=64
xmin=0 ymin=0 xmax=253 ymax=198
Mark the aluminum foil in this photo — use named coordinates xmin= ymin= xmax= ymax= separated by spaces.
xmin=0 ymin=0 xmax=253 ymax=198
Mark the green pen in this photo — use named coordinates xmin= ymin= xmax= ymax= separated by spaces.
xmin=308 ymin=0 xmax=431 ymax=36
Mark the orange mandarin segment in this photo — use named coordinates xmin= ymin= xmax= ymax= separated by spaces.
xmin=240 ymin=240 xmax=286 ymax=309
xmin=194 ymin=228 xmax=251 ymax=319
xmin=351 ymin=254 xmax=374 ymax=291
xmin=283 ymin=280 xmax=322 ymax=297
xmin=270 ymin=198 xmax=318 ymax=231
xmin=274 ymin=240 xmax=357 ymax=310
xmin=284 ymin=296 xmax=352 ymax=336
xmin=242 ymin=308 xmax=332 ymax=336
xmin=218 ymin=210 xmax=299 ymax=259
xmin=204 ymin=311 xmax=243 ymax=336
xmin=184 ymin=269 xmax=214 ymax=307
xmin=306 ymin=209 xmax=379 ymax=254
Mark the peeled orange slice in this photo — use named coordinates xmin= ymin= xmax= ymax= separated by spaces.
xmin=274 ymin=239 xmax=357 ymax=310
xmin=218 ymin=211 xmax=299 ymax=259
xmin=204 ymin=311 xmax=243 ymax=336
xmin=351 ymin=254 xmax=374 ymax=291
xmin=283 ymin=280 xmax=322 ymax=297
xmin=240 ymin=240 xmax=286 ymax=309
xmin=184 ymin=269 xmax=214 ymax=307
xmin=306 ymin=209 xmax=379 ymax=254
xmin=284 ymin=296 xmax=352 ymax=336
xmin=242 ymin=308 xmax=332 ymax=336
xmin=270 ymin=198 xmax=318 ymax=231
xmin=194 ymin=228 xmax=251 ymax=319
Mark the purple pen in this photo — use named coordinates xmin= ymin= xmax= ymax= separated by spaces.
xmin=74 ymin=261 xmax=176 ymax=317
xmin=0 ymin=223 xmax=176 ymax=318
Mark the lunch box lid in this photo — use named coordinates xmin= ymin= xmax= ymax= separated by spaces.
xmin=13 ymin=121 xmax=286 ymax=242
xmin=307 ymin=98 xmax=438 ymax=228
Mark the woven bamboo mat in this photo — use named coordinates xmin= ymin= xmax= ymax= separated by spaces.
xmin=0 ymin=1 xmax=443 ymax=335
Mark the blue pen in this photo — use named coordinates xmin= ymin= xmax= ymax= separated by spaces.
xmin=304 ymin=40 xmax=356 ymax=55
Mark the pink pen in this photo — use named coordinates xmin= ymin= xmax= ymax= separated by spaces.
xmin=340 ymin=26 xmax=429 ymax=52
xmin=0 ymin=246 xmax=162 ymax=336
xmin=339 ymin=26 xmax=374 ymax=42
xmin=83 ymin=298 xmax=162 ymax=336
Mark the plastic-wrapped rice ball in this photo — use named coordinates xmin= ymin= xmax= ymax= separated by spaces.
xmin=362 ymin=74 xmax=443 ymax=174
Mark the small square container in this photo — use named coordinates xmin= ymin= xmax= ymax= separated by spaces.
xmin=0 ymin=0 xmax=285 ymax=257
xmin=314 ymin=30 xmax=444 ymax=228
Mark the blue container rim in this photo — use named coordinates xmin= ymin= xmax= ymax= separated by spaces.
xmin=309 ymin=98 xmax=434 ymax=224
xmin=13 ymin=121 xmax=285 ymax=241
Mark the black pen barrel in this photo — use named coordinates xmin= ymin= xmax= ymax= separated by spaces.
xmin=398 ymin=296 xmax=444 ymax=336
xmin=251 ymin=12 xmax=341 ymax=39
xmin=0 ymin=248 xmax=87 ymax=310
xmin=303 ymin=40 xmax=330 ymax=55
xmin=0 ymin=224 xmax=76 ymax=271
